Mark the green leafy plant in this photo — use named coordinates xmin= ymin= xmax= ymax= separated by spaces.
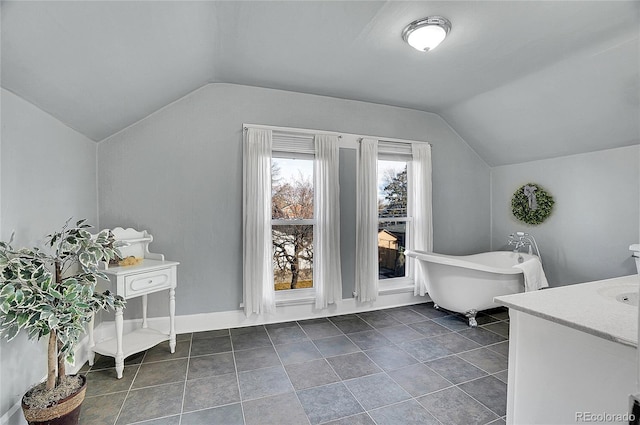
xmin=0 ymin=219 xmax=125 ymax=393
xmin=511 ymin=183 xmax=555 ymax=225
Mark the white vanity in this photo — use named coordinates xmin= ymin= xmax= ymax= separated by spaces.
xmin=495 ymin=274 xmax=638 ymax=425
xmin=88 ymin=228 xmax=179 ymax=379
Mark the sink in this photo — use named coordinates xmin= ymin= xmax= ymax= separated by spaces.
xmin=616 ymin=292 xmax=639 ymax=306
xmin=597 ymin=281 xmax=639 ymax=307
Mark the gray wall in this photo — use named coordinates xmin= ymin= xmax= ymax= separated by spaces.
xmin=491 ymin=145 xmax=640 ymax=285
xmin=98 ymin=83 xmax=491 ymax=316
xmin=3 ymin=79 xmax=636 ymax=422
xmin=0 ymin=89 xmax=98 ymax=423
xmin=339 ymin=149 xmax=356 ymax=299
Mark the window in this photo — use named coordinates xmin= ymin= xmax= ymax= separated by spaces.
xmin=377 ymin=159 xmax=409 ymax=280
xmin=243 ymin=126 xmax=342 ymax=314
xmin=356 ymin=137 xmax=431 ymax=301
xmin=245 ymin=124 xmax=428 ymax=312
xmin=377 ymin=141 xmax=414 ymax=286
xmin=271 ymin=157 xmax=315 ymax=291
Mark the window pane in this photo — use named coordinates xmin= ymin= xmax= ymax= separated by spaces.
xmin=378 ymin=221 xmax=406 ymax=279
xmin=378 ymin=160 xmax=407 ymax=218
xmin=273 ymin=224 xmax=313 ymax=290
xmin=272 ymin=158 xmax=314 ymax=219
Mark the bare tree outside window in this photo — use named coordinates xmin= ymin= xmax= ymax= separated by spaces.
xmin=271 ymin=158 xmax=314 ymax=290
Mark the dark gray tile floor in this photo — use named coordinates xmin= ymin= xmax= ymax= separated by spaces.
xmin=79 ymin=302 xmax=509 ymax=425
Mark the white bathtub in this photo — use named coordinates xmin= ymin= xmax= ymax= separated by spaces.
xmin=405 ymin=250 xmax=533 ymax=326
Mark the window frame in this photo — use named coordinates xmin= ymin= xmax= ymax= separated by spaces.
xmin=377 ymin=152 xmax=414 ymax=292
xmin=271 ymin=152 xmax=316 ymax=303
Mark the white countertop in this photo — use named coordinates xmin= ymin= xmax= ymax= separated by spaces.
xmin=495 ymin=274 xmax=639 ymax=347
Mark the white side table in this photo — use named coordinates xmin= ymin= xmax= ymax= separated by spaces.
xmin=87 ymin=228 xmax=179 ymax=379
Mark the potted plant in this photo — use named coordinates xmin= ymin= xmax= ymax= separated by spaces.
xmin=0 ymin=219 xmax=125 ymax=425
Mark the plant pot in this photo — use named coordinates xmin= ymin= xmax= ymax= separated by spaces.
xmin=21 ymin=375 xmax=87 ymax=425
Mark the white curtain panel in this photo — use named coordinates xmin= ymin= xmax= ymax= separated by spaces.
xmin=410 ymin=143 xmax=433 ymax=296
xmin=355 ymin=138 xmax=379 ymax=302
xmin=313 ymin=134 xmax=342 ymax=309
xmin=242 ymin=128 xmax=276 ymax=316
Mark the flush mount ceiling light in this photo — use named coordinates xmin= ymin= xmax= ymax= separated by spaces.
xmin=402 ymin=16 xmax=451 ymax=52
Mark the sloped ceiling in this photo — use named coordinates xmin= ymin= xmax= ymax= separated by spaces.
xmin=2 ymin=1 xmax=639 ymax=166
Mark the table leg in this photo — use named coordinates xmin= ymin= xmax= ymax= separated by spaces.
xmin=87 ymin=313 xmax=95 ymax=366
xmin=115 ymin=306 xmax=124 ymax=379
xmin=169 ymin=287 xmax=176 ymax=353
xmin=142 ymin=294 xmax=148 ymax=329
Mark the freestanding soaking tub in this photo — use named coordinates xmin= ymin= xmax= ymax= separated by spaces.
xmin=405 ymin=250 xmax=533 ymax=326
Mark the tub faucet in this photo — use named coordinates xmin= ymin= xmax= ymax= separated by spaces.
xmin=508 ymin=240 xmax=526 ymax=263
xmin=508 ymin=232 xmax=542 ymax=263
xmin=508 ymin=238 xmax=528 ymax=252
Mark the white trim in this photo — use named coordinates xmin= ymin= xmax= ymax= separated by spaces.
xmin=379 ymin=284 xmax=415 ymax=295
xmin=489 ymin=169 xmax=494 ymax=252
xmin=272 ymin=219 xmax=315 ymax=226
xmin=87 ymin=292 xmax=431 ymax=346
xmin=275 ymin=296 xmax=315 ymax=307
xmin=243 ymin=123 xmax=430 ymax=150
xmin=275 ymin=287 xmax=315 ymax=305
xmin=379 ymin=276 xmax=414 ymax=287
xmin=245 ymin=123 xmax=344 ymax=139
xmin=377 ymin=153 xmax=414 ymax=284
xmin=272 ymin=151 xmax=313 ymax=160
xmin=0 ymin=402 xmax=24 ymax=425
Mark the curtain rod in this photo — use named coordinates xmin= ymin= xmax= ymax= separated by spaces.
xmin=362 ymin=138 xmax=431 ymax=146
xmin=243 ymin=123 xmax=431 ymax=145
xmin=243 ymin=124 xmax=341 ymax=139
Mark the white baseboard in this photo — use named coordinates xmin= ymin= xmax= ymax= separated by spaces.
xmin=2 ymin=292 xmax=430 ymax=425
xmin=77 ymin=291 xmax=430 ymax=358
xmin=0 ymin=402 xmax=24 ymax=425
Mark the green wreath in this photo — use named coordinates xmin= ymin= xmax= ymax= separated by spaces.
xmin=511 ymin=183 xmax=554 ymax=225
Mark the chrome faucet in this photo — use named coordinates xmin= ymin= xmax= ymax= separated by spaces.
xmin=508 ymin=237 xmax=529 ymax=252
xmin=508 ymin=232 xmax=542 ymax=263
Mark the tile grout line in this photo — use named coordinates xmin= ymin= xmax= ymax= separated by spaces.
xmin=356 ymin=308 xmax=508 ymax=423
xmin=455 ymin=381 xmax=506 ymax=420
xmin=371 ymin=344 xmax=454 ymax=424
xmin=113 ymin=350 xmax=147 ymax=425
xmin=297 ymin=318 xmax=390 ymax=424
xmin=228 ymin=326 xmax=248 ymax=425
xmin=292 ymin=307 xmax=506 ymax=424
xmin=89 ymin=304 xmax=508 ymax=425
xmin=285 ymin=308 xmax=507 ymax=423
xmin=307 ymin=308 xmax=490 ymax=423
xmin=396 ymin=358 xmax=503 ymax=423
xmin=365 ymin=396 xmax=446 ymax=425
xmin=430 ymin=334 xmax=509 ymax=420
xmin=325 ymin=312 xmax=444 ymax=424
xmin=419 ymin=340 xmax=508 ymax=419
xmin=177 ymin=334 xmax=193 ymax=425
xmin=266 ymin=322 xmax=313 ymax=425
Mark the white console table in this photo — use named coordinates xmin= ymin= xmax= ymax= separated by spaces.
xmin=88 ymin=228 xmax=179 ymax=379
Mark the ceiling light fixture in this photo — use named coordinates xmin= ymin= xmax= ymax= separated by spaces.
xmin=402 ymin=16 xmax=451 ymax=52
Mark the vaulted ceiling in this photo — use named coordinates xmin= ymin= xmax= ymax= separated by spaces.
xmin=2 ymin=1 xmax=639 ymax=166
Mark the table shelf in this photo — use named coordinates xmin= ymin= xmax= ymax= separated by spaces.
xmin=93 ymin=328 xmax=169 ymax=359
